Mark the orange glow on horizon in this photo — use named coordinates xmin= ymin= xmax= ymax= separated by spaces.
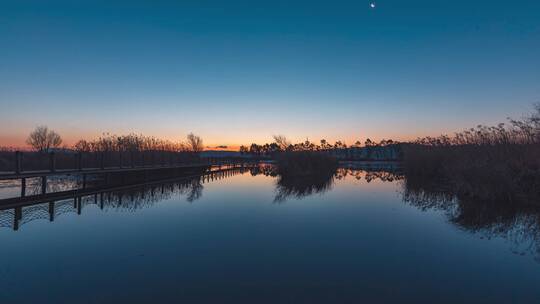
xmin=0 ymin=125 xmax=464 ymax=151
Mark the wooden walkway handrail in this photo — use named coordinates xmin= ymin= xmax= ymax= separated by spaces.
xmin=0 ymin=161 xmax=247 ymax=180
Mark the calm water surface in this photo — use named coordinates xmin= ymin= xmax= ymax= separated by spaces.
xmin=0 ymin=168 xmax=539 ymax=303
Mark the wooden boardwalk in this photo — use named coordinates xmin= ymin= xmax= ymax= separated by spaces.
xmin=0 ymin=165 xmax=247 ymax=209
xmin=0 ymin=165 xmax=252 ymax=230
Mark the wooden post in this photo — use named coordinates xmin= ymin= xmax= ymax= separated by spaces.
xmin=15 ymin=151 xmax=22 ymax=174
xmin=49 ymin=152 xmax=56 ymax=172
xmin=100 ymin=152 xmax=105 ymax=170
xmin=21 ymin=178 xmax=26 ymax=197
xmin=41 ymin=176 xmax=47 ymax=195
xmin=49 ymin=202 xmax=54 ymax=221
xmin=82 ymin=174 xmax=87 ymax=189
xmin=131 ymin=151 xmax=134 ymax=168
xmin=119 ymin=152 xmax=123 ymax=169
xmin=77 ymin=197 xmax=81 ymax=215
xmin=14 ymin=206 xmax=22 ymax=231
xmin=77 ymin=152 xmax=83 ymax=171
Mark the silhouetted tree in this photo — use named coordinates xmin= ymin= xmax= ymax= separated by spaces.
xmin=249 ymin=143 xmax=262 ymax=155
xmin=239 ymin=145 xmax=249 ymax=154
xmin=26 ymin=125 xmax=62 ymax=152
xmin=273 ymin=135 xmax=290 ymax=151
xmin=186 ymin=133 xmax=204 ymax=152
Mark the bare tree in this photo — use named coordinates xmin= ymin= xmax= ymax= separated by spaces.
xmin=186 ymin=133 xmax=204 ymax=152
xmin=273 ymin=135 xmax=290 ymax=151
xmin=26 ymin=125 xmax=62 ymax=152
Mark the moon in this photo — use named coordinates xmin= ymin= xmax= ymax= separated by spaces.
xmin=370 ymin=2 xmax=376 ymax=8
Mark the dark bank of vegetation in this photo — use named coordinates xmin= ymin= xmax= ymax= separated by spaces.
xmin=403 ymin=104 xmax=540 ymax=205
xmin=240 ymin=135 xmax=401 ymax=160
xmin=275 ymin=151 xmax=338 ymax=177
xmin=0 ymin=131 xmax=205 ymax=172
xmin=273 ymin=152 xmax=337 ymax=202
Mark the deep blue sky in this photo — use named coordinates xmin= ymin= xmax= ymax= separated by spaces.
xmin=1 ymin=0 xmax=539 ymax=147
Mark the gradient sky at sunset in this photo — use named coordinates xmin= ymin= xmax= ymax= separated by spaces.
xmin=1 ymin=0 xmax=539 ymax=149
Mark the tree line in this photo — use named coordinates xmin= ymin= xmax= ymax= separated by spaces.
xmin=24 ymin=126 xmax=204 ymax=153
xmin=239 ymin=135 xmax=397 ymax=156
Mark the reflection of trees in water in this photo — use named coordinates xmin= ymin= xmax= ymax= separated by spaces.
xmin=274 ymin=171 xmax=335 ymax=203
xmin=249 ymin=164 xmax=403 ymax=202
xmin=102 ymin=177 xmax=204 ymax=211
xmin=402 ymin=180 xmax=540 ymax=261
xmin=335 ymin=168 xmax=404 ymax=183
xmin=180 ymin=179 xmax=203 ymax=202
xmin=249 ymin=163 xmax=278 ymax=177
xmin=26 ymin=176 xmax=81 ymax=195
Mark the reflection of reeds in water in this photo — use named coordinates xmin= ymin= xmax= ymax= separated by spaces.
xmin=274 ymin=171 xmax=335 ymax=203
xmin=249 ymin=164 xmax=404 ymax=202
xmin=402 ymin=180 xmax=540 ymax=261
xmin=335 ymin=168 xmax=404 ymax=183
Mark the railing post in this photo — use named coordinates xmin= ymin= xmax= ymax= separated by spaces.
xmin=100 ymin=152 xmax=105 ymax=170
xmin=15 ymin=151 xmax=22 ymax=174
xmin=119 ymin=152 xmax=123 ymax=169
xmin=49 ymin=152 xmax=56 ymax=172
xmin=77 ymin=152 xmax=83 ymax=171
xmin=41 ymin=176 xmax=47 ymax=194
xmin=131 ymin=151 xmax=135 ymax=168
xmin=49 ymin=202 xmax=54 ymax=222
xmin=14 ymin=206 xmax=22 ymax=231
xmin=21 ymin=178 xmax=26 ymax=197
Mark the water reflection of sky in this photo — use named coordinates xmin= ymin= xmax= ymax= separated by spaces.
xmin=0 ymin=170 xmax=539 ymax=303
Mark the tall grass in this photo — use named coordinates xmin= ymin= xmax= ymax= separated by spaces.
xmin=403 ymin=104 xmax=540 ymax=204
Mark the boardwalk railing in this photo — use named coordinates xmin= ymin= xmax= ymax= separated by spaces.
xmin=0 ymin=150 xmax=252 ymax=178
xmin=1 ymin=150 xmax=201 ymax=175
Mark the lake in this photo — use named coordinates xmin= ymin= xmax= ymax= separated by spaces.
xmin=0 ymin=165 xmax=539 ymax=303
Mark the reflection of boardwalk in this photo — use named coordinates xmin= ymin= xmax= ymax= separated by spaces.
xmin=0 ymin=166 xmax=249 ymax=231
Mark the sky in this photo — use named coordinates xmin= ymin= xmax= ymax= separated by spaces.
xmin=1 ymin=0 xmax=539 ymax=149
